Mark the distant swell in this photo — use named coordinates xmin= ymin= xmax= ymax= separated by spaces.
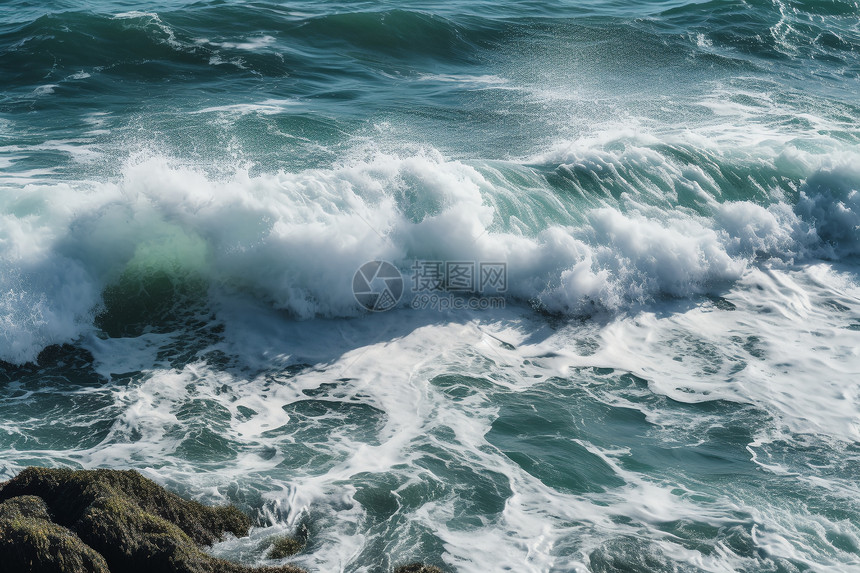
xmin=0 ymin=8 xmax=489 ymax=92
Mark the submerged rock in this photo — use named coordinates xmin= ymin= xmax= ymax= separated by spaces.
xmin=267 ymin=535 xmax=305 ymax=559
xmin=394 ymin=564 xmax=445 ymax=573
xmin=0 ymin=467 xmax=304 ymax=573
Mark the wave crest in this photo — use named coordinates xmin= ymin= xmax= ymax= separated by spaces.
xmin=1 ymin=143 xmax=858 ymax=364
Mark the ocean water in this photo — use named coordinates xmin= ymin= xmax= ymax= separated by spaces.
xmin=1 ymin=0 xmax=859 ymax=570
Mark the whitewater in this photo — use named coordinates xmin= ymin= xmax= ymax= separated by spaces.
xmin=1 ymin=0 xmax=859 ymax=571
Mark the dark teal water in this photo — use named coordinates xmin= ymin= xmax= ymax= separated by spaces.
xmin=1 ymin=1 xmax=860 ymax=571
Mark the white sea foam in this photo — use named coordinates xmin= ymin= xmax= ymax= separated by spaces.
xmin=33 ymin=139 xmax=102 ymax=163
xmin=32 ymin=84 xmax=57 ymax=96
xmin=111 ymin=11 xmax=182 ymax=49
xmin=209 ymin=36 xmax=277 ymax=51
xmin=415 ymin=74 xmax=510 ymax=86
xmin=191 ymin=99 xmax=299 ymax=116
xmin=112 ymin=11 xmax=158 ymax=19
xmin=796 ymin=162 xmax=860 ymax=256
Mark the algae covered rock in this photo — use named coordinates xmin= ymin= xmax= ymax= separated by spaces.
xmin=0 ymin=466 xmax=249 ymax=545
xmin=0 ymin=467 xmax=304 ymax=573
xmin=394 ymin=564 xmax=445 ymax=573
xmin=267 ymin=535 xmax=305 ymax=559
xmin=0 ymin=495 xmax=110 ymax=573
xmin=0 ymin=494 xmax=52 ymax=521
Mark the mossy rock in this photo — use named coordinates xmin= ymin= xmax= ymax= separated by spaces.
xmin=267 ymin=535 xmax=304 ymax=559
xmin=0 ymin=467 xmax=249 ymax=545
xmin=0 ymin=467 xmax=304 ymax=573
xmin=0 ymin=495 xmax=110 ymax=573
xmin=394 ymin=564 xmax=445 ymax=573
xmin=0 ymin=495 xmax=51 ymax=521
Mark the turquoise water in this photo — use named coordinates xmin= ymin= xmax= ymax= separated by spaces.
xmin=1 ymin=0 xmax=860 ymax=571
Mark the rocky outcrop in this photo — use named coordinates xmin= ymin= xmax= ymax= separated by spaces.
xmin=0 ymin=467 xmax=303 ymax=573
xmin=266 ymin=535 xmax=305 ymax=560
xmin=394 ymin=564 xmax=445 ymax=573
